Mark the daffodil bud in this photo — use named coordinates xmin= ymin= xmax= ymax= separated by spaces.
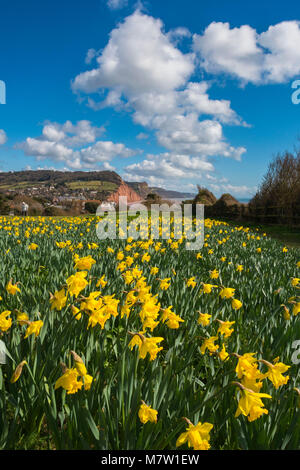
xmin=10 ymin=360 xmax=27 ymax=383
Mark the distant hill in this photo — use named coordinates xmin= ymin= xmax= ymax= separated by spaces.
xmin=125 ymin=181 xmax=150 ymax=199
xmin=0 ymin=169 xmax=141 ymax=215
xmin=126 ymin=181 xmax=195 ymax=200
xmin=0 ymin=170 xmax=195 ymax=213
xmin=150 ymin=186 xmax=195 ymax=200
xmin=0 ymin=169 xmax=122 ymax=187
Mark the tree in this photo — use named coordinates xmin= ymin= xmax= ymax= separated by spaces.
xmin=249 ymin=150 xmax=300 ymax=224
xmin=85 ymin=201 xmax=100 ymax=214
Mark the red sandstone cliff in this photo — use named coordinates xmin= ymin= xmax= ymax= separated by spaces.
xmin=107 ymin=180 xmax=142 ymax=204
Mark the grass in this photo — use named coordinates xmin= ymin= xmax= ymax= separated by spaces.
xmin=65 ymin=181 xmax=118 ymax=191
xmin=225 ymin=219 xmax=300 ymax=247
xmin=0 ymin=181 xmax=45 ymax=190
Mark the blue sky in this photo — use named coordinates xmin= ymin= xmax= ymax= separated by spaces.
xmin=1 ymin=0 xmax=300 ymax=199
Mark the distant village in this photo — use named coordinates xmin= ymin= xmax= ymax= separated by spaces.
xmin=0 ymin=169 xmax=200 ymax=217
xmin=1 ymin=182 xmax=118 ymax=216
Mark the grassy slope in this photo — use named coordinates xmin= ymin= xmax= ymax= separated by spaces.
xmin=224 ymin=219 xmax=300 ymax=248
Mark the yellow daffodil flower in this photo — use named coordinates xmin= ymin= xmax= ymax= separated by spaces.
xmin=176 ymin=419 xmax=213 ymax=450
xmin=138 ymin=402 xmax=158 ymax=424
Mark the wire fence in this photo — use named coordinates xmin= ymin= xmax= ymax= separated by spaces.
xmin=246 ymin=205 xmax=300 ymax=225
xmin=203 ymin=203 xmax=300 ymax=226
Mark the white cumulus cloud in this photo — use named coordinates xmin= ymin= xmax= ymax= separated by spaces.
xmin=193 ymin=20 xmax=300 ymax=85
xmin=72 ymin=10 xmax=195 ymax=95
xmin=106 ymin=0 xmax=128 ymax=10
xmin=123 ymin=152 xmax=215 ymax=188
xmin=0 ymin=129 xmax=7 ymax=145
xmin=16 ymin=120 xmax=138 ymax=170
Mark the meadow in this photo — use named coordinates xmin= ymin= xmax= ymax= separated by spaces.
xmin=0 ymin=214 xmax=299 ymax=450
